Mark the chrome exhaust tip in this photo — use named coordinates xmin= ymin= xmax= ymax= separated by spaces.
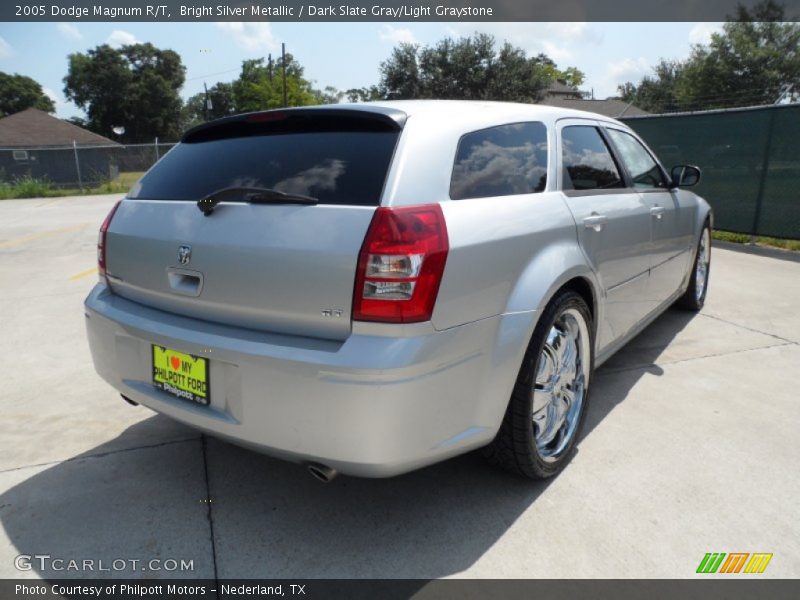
xmin=306 ymin=462 xmax=337 ymax=483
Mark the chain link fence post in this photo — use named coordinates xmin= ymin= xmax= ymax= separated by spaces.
xmin=72 ymin=140 xmax=83 ymax=192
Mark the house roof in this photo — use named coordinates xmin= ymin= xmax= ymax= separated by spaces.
xmin=539 ymin=97 xmax=650 ymax=118
xmin=0 ymin=108 xmax=118 ymax=148
xmin=544 ymin=80 xmax=582 ymax=97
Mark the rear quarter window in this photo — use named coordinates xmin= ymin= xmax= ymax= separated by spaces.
xmin=450 ymin=122 xmax=548 ymax=200
xmin=129 ymin=125 xmax=400 ymax=206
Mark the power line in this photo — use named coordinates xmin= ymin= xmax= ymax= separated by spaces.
xmin=185 ymin=67 xmax=240 ymax=83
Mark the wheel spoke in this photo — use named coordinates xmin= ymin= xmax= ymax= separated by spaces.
xmin=532 ymin=388 xmax=552 ymax=417
xmin=695 ymin=229 xmax=710 ymax=301
xmin=561 ymin=386 xmax=575 ymax=406
xmin=551 ymin=329 xmax=568 ymax=370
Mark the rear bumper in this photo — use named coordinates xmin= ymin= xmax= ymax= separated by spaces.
xmin=84 ymin=284 xmax=534 ymax=477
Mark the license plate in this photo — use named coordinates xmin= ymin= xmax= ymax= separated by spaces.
xmin=152 ymin=346 xmax=209 ymax=405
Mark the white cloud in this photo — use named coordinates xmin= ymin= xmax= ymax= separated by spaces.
xmin=42 ymin=87 xmax=62 ymax=111
xmin=106 ymin=30 xmax=139 ymax=48
xmin=689 ymin=23 xmax=723 ymax=45
xmin=57 ymin=23 xmax=83 ymax=42
xmin=0 ymin=36 xmax=13 ymax=60
xmin=608 ymin=57 xmax=650 ymax=80
xmin=591 ymin=57 xmax=651 ymax=98
xmin=545 ymin=22 xmax=603 ymax=45
xmin=215 ymin=22 xmax=278 ymax=52
xmin=443 ymin=23 xmax=601 ymax=64
xmin=547 ymin=22 xmax=588 ymax=38
xmin=541 ymin=41 xmax=572 ymax=63
xmin=379 ymin=25 xmax=418 ymax=45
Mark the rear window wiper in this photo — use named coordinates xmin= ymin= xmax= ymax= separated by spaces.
xmin=198 ymin=186 xmax=318 ymax=216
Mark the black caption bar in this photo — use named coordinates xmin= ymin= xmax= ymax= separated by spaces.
xmin=3 ymin=579 xmax=800 ymax=600
xmin=4 ymin=0 xmax=800 ymax=22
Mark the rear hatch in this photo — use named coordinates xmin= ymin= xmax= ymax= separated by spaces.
xmin=105 ymin=108 xmax=405 ymax=341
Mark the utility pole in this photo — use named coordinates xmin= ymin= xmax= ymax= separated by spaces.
xmin=281 ymin=43 xmax=288 ymax=107
xmin=267 ymin=54 xmax=273 ymax=82
xmin=203 ymin=82 xmax=212 ymax=120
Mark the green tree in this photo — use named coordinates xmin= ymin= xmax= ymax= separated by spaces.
xmin=180 ymin=56 xmax=343 ymax=131
xmin=64 ymin=43 xmax=185 ymax=142
xmin=617 ymin=59 xmax=684 ymax=113
xmin=376 ymin=33 xmax=584 ymax=103
xmin=380 ymin=43 xmax=422 ymax=99
xmin=533 ymin=54 xmax=586 ymax=89
xmin=231 ymin=54 xmax=319 ymax=112
xmin=344 ymin=86 xmax=382 ymax=103
xmin=619 ymin=1 xmax=800 ymax=112
xmin=679 ymin=1 xmax=800 ymax=109
xmin=0 ymin=72 xmax=55 ymax=116
xmin=313 ymin=85 xmax=345 ymax=105
xmin=182 ymin=82 xmax=236 ymax=130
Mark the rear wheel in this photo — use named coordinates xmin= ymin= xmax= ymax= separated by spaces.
xmin=677 ymin=225 xmax=711 ymax=311
xmin=484 ymin=289 xmax=594 ymax=479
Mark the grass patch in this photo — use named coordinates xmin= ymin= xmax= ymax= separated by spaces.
xmin=0 ymin=172 xmax=144 ymax=200
xmin=713 ymin=230 xmax=800 ymax=251
xmin=0 ymin=176 xmax=52 ymax=199
xmin=712 ymin=230 xmax=752 ymax=244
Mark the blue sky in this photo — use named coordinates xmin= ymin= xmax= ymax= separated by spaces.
xmin=0 ymin=21 xmax=722 ymax=119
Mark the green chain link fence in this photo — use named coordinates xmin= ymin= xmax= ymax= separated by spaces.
xmin=622 ymin=103 xmax=800 ymax=240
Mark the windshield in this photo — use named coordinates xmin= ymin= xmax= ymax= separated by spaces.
xmin=129 ymin=129 xmax=400 ymax=206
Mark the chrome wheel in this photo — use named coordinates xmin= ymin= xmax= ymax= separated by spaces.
xmin=532 ymin=308 xmax=591 ymax=462
xmin=695 ymin=228 xmax=710 ymax=302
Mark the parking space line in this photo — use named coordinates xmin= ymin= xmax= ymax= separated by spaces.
xmin=0 ymin=223 xmax=91 ymax=250
xmin=69 ymin=266 xmax=98 ymax=281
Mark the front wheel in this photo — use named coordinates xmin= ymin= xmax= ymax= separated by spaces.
xmin=677 ymin=225 xmax=711 ymax=311
xmin=484 ymin=289 xmax=594 ymax=479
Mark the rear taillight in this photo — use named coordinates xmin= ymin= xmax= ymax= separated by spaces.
xmin=353 ymin=204 xmax=449 ymax=323
xmin=98 ymin=200 xmax=121 ymax=280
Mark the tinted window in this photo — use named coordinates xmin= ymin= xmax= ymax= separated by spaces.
xmin=450 ymin=122 xmax=548 ymax=200
xmin=129 ymin=130 xmax=399 ymax=205
xmin=606 ymin=128 xmax=668 ymax=189
xmin=561 ymin=126 xmax=624 ymax=191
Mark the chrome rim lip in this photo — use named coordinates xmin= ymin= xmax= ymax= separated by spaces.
xmin=531 ymin=307 xmax=591 ymax=463
xmin=696 ymin=228 xmax=710 ymax=302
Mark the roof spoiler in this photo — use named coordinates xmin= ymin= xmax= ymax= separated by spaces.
xmin=182 ymin=107 xmax=408 ymax=143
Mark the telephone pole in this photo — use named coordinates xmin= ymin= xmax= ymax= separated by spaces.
xmin=281 ymin=43 xmax=288 ymax=107
xmin=203 ymin=82 xmax=212 ymax=120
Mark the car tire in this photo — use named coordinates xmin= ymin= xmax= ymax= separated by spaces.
xmin=484 ymin=289 xmax=594 ymax=479
xmin=676 ymin=224 xmax=711 ymax=311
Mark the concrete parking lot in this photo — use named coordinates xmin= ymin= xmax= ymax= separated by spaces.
xmin=0 ymin=193 xmax=798 ymax=580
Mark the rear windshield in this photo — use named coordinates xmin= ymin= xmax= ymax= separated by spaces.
xmin=129 ymin=128 xmax=400 ymax=206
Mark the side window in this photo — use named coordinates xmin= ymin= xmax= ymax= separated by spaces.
xmin=450 ymin=122 xmax=548 ymax=200
xmin=605 ymin=128 xmax=668 ymax=189
xmin=561 ymin=126 xmax=624 ymax=191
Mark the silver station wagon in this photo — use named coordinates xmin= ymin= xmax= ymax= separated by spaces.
xmin=85 ymin=101 xmax=711 ymax=481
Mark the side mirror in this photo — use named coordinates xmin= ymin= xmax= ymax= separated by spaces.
xmin=670 ymin=165 xmax=701 ymax=188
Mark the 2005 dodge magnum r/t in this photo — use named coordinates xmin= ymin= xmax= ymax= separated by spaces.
xmin=85 ymin=101 xmax=711 ymax=481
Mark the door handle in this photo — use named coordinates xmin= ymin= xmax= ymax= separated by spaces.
xmin=583 ymin=214 xmax=608 ymax=232
xmin=650 ymin=206 xmax=666 ymax=219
